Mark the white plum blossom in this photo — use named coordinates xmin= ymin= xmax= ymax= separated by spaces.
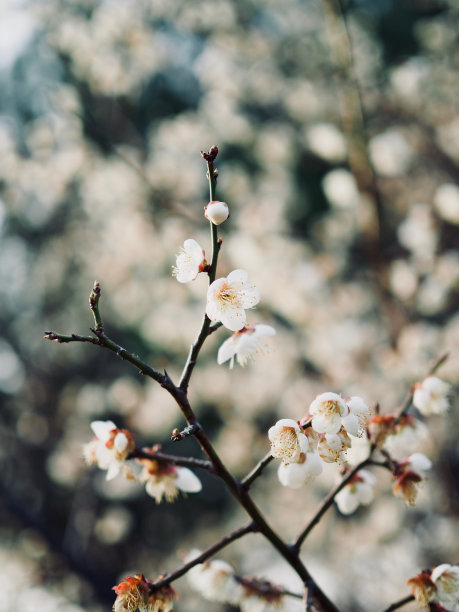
xmin=335 ymin=470 xmax=376 ymax=515
xmin=83 ymin=420 xmax=134 ymax=481
xmin=277 ymin=451 xmax=323 ymax=488
xmin=268 ymin=419 xmax=309 ymax=465
xmin=408 ymin=565 xmax=459 ymax=611
xmin=393 ymin=452 xmax=432 ymax=506
xmin=309 ymin=392 xmax=348 ymax=435
xmin=317 ymin=427 xmax=351 ymax=464
xmin=269 ymin=419 xmax=323 ymax=487
xmin=172 ymin=238 xmax=207 ymax=283
xmin=341 ymin=396 xmax=371 ymax=437
xmin=431 ymin=564 xmax=459 ymax=611
xmin=206 ymin=269 xmax=260 ymax=331
xmin=186 ymin=552 xmax=243 ymax=605
xmin=217 ymin=324 xmax=276 ymax=368
xmin=383 ymin=415 xmax=428 ymax=460
xmin=204 ymin=200 xmax=230 ymax=225
xmin=413 ymin=376 xmax=451 ymax=416
xmin=137 ymin=458 xmax=202 ymax=503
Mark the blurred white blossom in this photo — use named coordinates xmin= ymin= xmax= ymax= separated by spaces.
xmin=217 ymin=324 xmax=276 ymax=368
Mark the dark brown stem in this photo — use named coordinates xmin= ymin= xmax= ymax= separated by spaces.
xmin=381 ymin=594 xmax=415 ymax=612
xmin=150 ymin=521 xmax=257 ymax=592
xmin=131 ymin=448 xmax=214 ymax=473
xmin=293 ymin=455 xmax=372 ymax=553
xmin=241 ymin=452 xmax=274 ymax=489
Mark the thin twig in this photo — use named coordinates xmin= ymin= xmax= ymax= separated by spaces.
xmin=293 ymin=455 xmax=372 ymax=553
xmin=131 ymin=448 xmax=214 ymax=473
xmin=381 ymin=594 xmax=415 ymax=612
xmin=150 ymin=522 xmax=258 ymax=592
xmin=178 ymin=150 xmax=222 ymax=394
xmin=241 ymin=452 xmax=274 ymax=489
xmin=235 ymin=575 xmax=303 ymax=600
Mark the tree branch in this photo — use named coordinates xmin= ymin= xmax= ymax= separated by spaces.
xmin=150 ymin=521 xmax=258 ymax=592
xmin=292 ymin=455 xmax=372 ymax=553
xmin=241 ymin=452 xmax=274 ymax=489
xmin=131 ymin=448 xmax=214 ymax=473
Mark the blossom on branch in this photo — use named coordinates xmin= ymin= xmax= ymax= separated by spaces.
xmin=268 ymin=419 xmax=309 ymax=465
xmin=172 ymin=239 xmax=207 ymax=283
xmin=341 ymin=396 xmax=371 ymax=437
xmin=137 ymin=458 xmax=202 ymax=503
xmin=217 ymin=324 xmax=276 ymax=368
xmin=383 ymin=415 xmax=428 ymax=460
xmin=206 ymin=269 xmax=260 ymax=331
xmin=413 ymin=376 xmax=451 ymax=416
xmin=186 ymin=552 xmax=244 ymax=605
xmin=334 ymin=470 xmax=376 ymax=515
xmin=204 ymin=200 xmax=230 ymax=225
xmin=431 ymin=564 xmax=459 ymax=611
xmin=393 ymin=452 xmax=432 ymax=506
xmin=277 ymin=450 xmax=323 ymax=488
xmin=309 ymin=392 xmax=348 ymax=435
xmin=84 ymin=420 xmax=135 ymax=481
xmin=112 ymin=574 xmax=177 ymax=612
xmin=308 ymin=393 xmax=370 ymax=437
xmin=407 ymin=564 xmax=459 ymax=611
xmin=238 ymin=576 xmax=286 ymax=612
xmin=269 ymin=420 xmax=323 ymax=487
xmin=317 ymin=427 xmax=352 ymax=464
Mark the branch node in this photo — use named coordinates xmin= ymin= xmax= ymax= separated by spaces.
xmin=171 ymin=423 xmax=201 ymax=442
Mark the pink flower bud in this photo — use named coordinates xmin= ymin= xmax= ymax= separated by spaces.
xmin=204 ymin=201 xmax=230 ymax=225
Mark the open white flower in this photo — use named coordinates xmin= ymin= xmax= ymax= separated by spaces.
xmin=206 ymin=269 xmax=260 ymax=331
xmin=186 ymin=553 xmax=243 ymax=605
xmin=204 ymin=200 xmax=230 ymax=225
xmin=83 ymin=420 xmax=134 ymax=481
xmin=309 ymin=392 xmax=348 ymax=435
xmin=268 ymin=419 xmax=309 ymax=465
xmin=342 ymin=396 xmax=371 ymax=437
xmin=173 ymin=238 xmax=207 ymax=283
xmin=217 ymin=324 xmax=276 ymax=368
xmin=277 ymin=451 xmax=323 ymax=488
xmin=413 ymin=376 xmax=451 ymax=416
xmin=137 ymin=458 xmax=202 ymax=503
xmin=431 ymin=564 xmax=459 ymax=611
xmin=317 ymin=427 xmax=351 ymax=464
xmin=335 ymin=470 xmax=376 ymax=515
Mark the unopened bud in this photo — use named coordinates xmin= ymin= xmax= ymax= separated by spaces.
xmin=205 ymin=200 xmax=229 ymax=225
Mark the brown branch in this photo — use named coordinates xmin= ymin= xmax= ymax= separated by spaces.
xmin=150 ymin=521 xmax=257 ymax=591
xmin=131 ymin=448 xmax=214 ymax=473
xmin=292 ymin=454 xmax=372 ymax=553
xmin=241 ymin=452 xmax=274 ymax=489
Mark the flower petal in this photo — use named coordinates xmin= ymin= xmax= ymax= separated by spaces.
xmin=175 ymin=467 xmax=202 ymax=493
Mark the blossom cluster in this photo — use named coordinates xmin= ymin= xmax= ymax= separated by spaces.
xmin=83 ymin=421 xmax=202 ymax=503
xmin=186 ymin=551 xmax=286 ymax=611
xmin=408 ymin=564 xmax=459 ymax=611
xmin=112 ymin=574 xmax=177 ymax=612
xmin=268 ymin=392 xmax=371 ymax=489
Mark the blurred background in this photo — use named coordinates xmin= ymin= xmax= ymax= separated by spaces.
xmin=0 ymin=0 xmax=458 ymax=610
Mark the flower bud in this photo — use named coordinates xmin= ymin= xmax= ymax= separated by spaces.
xmin=204 ymin=201 xmax=230 ymax=225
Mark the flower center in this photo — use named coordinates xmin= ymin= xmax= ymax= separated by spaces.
xmin=275 ymin=427 xmax=300 ymax=462
xmin=216 ymin=283 xmax=240 ymax=308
